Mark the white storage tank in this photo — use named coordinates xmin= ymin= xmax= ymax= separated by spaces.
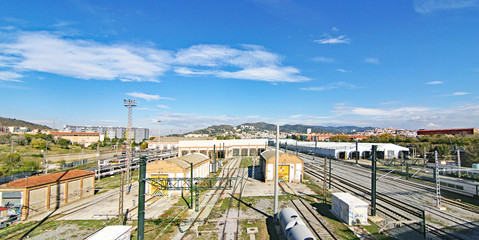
xmin=86 ymin=225 xmax=132 ymax=240
xmin=331 ymin=192 xmax=368 ymax=225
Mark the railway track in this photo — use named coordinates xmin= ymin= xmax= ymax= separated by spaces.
xmin=177 ymin=157 xmax=241 ymax=240
xmin=220 ymin=157 xmax=249 ymax=240
xmin=299 ymin=151 xmax=479 ymax=219
xmin=279 ymin=181 xmax=337 ymax=240
xmin=305 ymin=164 xmax=472 ymax=240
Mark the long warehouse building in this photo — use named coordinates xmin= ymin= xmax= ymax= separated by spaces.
xmin=278 ymin=140 xmax=409 ymax=159
xmin=178 ymin=139 xmax=268 ymax=158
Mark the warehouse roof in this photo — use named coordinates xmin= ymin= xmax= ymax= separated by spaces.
xmin=0 ymin=170 xmax=95 ymax=189
xmin=260 ymin=150 xmax=303 ymax=164
xmin=155 ymin=153 xmax=209 ymax=170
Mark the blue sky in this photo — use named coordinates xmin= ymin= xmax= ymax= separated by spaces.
xmin=1 ymin=0 xmax=479 ymax=134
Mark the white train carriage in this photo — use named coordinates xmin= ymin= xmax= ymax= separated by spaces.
xmin=439 ymin=176 xmax=479 ymax=198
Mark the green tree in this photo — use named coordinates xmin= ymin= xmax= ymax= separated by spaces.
xmin=31 ymin=139 xmax=47 ymax=149
xmin=434 ymin=144 xmax=450 ymax=157
xmin=140 ymin=142 xmax=148 ymax=149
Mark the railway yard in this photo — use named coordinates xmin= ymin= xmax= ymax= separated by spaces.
xmin=1 ymin=147 xmax=479 ymax=240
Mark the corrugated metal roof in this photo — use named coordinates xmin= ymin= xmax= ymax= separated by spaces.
xmin=162 ymin=153 xmax=209 ymax=170
xmin=0 ymin=170 xmax=95 ymax=189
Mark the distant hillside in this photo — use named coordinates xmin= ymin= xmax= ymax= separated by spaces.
xmin=0 ymin=117 xmax=51 ymax=130
xmin=188 ymin=122 xmax=374 ymax=135
xmin=240 ymin=122 xmax=276 ymax=131
xmin=191 ymin=124 xmax=235 ymax=135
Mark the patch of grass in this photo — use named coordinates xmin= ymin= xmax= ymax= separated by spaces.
xmin=362 ymin=221 xmax=396 ymax=240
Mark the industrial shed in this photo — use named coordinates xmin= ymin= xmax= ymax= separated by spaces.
xmin=0 ymin=170 xmax=95 ymax=219
xmin=260 ymin=150 xmax=303 ymax=183
xmin=178 ymin=139 xmax=268 ymax=158
xmin=279 ymin=140 xmax=409 ymax=160
xmin=146 ymin=153 xmax=210 ymax=196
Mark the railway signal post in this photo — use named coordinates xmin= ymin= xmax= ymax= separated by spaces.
xmin=274 ymin=124 xmax=279 ymax=221
xmin=137 ymin=156 xmax=146 ymax=240
xmin=371 ymin=145 xmax=377 ymax=216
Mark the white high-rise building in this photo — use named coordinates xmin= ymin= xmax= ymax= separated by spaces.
xmin=62 ymin=125 xmax=149 ymax=143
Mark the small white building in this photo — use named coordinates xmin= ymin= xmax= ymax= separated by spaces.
xmin=331 ymin=192 xmax=368 ymax=225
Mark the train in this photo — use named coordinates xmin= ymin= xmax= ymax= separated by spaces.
xmin=439 ymin=175 xmax=479 ymax=198
xmin=279 ymin=207 xmax=316 ymax=240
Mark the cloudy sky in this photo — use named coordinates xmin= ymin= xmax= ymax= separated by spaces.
xmin=1 ymin=0 xmax=479 ymax=134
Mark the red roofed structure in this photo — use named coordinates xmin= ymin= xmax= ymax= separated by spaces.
xmin=0 ymin=170 xmax=95 ymax=219
xmin=417 ymin=128 xmax=477 ymax=136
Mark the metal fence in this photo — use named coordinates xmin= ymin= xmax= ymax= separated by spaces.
xmin=61 ymin=159 xmax=88 ymax=169
xmin=0 ymin=171 xmax=36 ymax=185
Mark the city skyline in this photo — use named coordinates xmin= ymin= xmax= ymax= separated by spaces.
xmin=1 ymin=1 xmax=479 ymax=133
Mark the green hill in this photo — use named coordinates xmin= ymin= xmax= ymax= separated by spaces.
xmin=0 ymin=117 xmax=52 ymax=130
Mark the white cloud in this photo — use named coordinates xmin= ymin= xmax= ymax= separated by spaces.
xmin=289 ymin=115 xmax=303 ymax=119
xmin=453 ymin=92 xmax=470 ymax=96
xmin=0 ymin=32 xmax=172 ymax=82
xmin=300 ymin=82 xmax=357 ymax=91
xmin=314 ymin=35 xmax=350 ymax=44
xmin=364 ymin=58 xmax=380 ymax=65
xmin=312 ymin=56 xmax=335 ymax=63
xmin=126 ymin=92 xmax=175 ymax=101
xmin=336 ymin=68 xmax=350 ymax=73
xmin=174 ymin=44 xmax=309 ymax=82
xmin=0 ymin=32 xmax=310 ymax=83
xmin=157 ymin=104 xmax=169 ymax=109
xmin=0 ymin=71 xmax=22 ymax=82
xmin=426 ymin=81 xmax=443 ymax=85
xmin=414 ymin=0 xmax=477 ymax=13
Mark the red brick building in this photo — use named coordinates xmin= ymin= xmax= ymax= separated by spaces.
xmin=417 ymin=128 xmax=477 ymax=136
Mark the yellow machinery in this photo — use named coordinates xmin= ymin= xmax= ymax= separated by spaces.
xmin=278 ymin=165 xmax=290 ymax=182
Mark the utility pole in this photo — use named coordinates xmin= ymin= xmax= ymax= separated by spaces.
xmin=457 ymin=149 xmax=461 ymax=178
xmin=124 ymin=99 xmax=137 ymax=184
xmin=119 ymin=171 xmax=124 ymax=224
xmin=313 ymin=139 xmax=317 ymax=161
xmin=323 ymin=158 xmax=327 ymax=203
xmin=213 ymin=144 xmax=217 ymax=173
xmin=435 ymin=151 xmax=441 ymax=207
xmin=137 ymin=156 xmax=146 ymax=240
xmin=329 ymin=157 xmax=332 ymax=189
xmin=371 ymin=145 xmax=377 ymax=216
xmin=97 ymin=143 xmax=101 ymax=180
xmin=45 ymin=142 xmax=48 ymax=174
xmin=274 ymin=125 xmax=279 ymax=221
xmin=190 ymin=163 xmax=194 ymax=209
xmin=355 ymin=139 xmax=359 ymax=164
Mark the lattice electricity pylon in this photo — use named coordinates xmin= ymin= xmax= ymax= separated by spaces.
xmin=124 ymin=99 xmax=137 ymax=184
